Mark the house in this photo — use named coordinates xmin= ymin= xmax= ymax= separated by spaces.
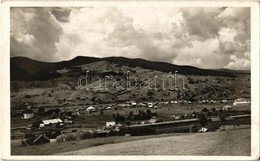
xmin=64 ymin=119 xmax=73 ymax=124
xmin=139 ymin=103 xmax=146 ymax=107
xmin=67 ymin=98 xmax=74 ymax=102
xmin=222 ymin=99 xmax=228 ymax=103
xmin=233 ymin=98 xmax=250 ymax=106
xmin=131 ymin=102 xmax=137 ymax=107
xmin=223 ymin=105 xmax=232 ymax=111
xmin=199 ymin=127 xmax=208 ymax=133
xmin=33 ymin=134 xmax=50 ymax=145
xmin=41 ymin=118 xmax=63 ymax=127
xmin=147 ymin=102 xmax=154 ymax=108
xmin=105 ymin=106 xmax=112 ymax=110
xmin=106 ymin=122 xmax=116 ymax=127
xmin=127 ymin=101 xmax=137 ymax=107
xmin=170 ymin=100 xmax=178 ymax=104
xmin=148 ymin=118 xmax=163 ymax=124
xmin=210 ymin=100 xmax=216 ymax=103
xmin=170 ymin=114 xmax=181 ymax=120
xmin=22 ymin=109 xmax=34 ymax=119
xmin=86 ymin=106 xmax=96 ymax=111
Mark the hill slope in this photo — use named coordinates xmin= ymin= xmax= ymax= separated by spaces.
xmin=61 ymin=128 xmax=250 ymax=155
xmin=10 ymin=56 xmax=251 ymax=108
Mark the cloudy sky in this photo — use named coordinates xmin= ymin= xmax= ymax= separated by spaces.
xmin=11 ymin=7 xmax=250 ymax=70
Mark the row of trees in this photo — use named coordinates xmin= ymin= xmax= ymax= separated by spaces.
xmin=113 ymin=109 xmax=158 ymax=124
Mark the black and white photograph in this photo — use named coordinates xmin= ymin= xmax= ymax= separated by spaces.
xmin=1 ymin=0 xmax=259 ymax=160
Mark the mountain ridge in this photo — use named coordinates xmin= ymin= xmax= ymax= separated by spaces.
xmin=10 ymin=56 xmax=245 ymax=81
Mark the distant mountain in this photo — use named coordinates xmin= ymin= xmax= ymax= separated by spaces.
xmin=11 ymin=56 xmax=239 ymax=81
xmin=10 ymin=56 xmax=251 ymax=107
xmin=215 ymin=68 xmax=250 ymax=74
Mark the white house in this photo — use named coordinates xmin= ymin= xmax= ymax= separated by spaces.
xmin=223 ymin=105 xmax=232 ymax=111
xmin=22 ymin=109 xmax=34 ymax=119
xmin=233 ymin=98 xmax=250 ymax=106
xmin=147 ymin=102 xmax=154 ymax=108
xmin=105 ymin=106 xmax=112 ymax=110
xmin=41 ymin=118 xmax=63 ymax=126
xmin=106 ymin=122 xmax=116 ymax=127
xmin=86 ymin=106 xmax=96 ymax=111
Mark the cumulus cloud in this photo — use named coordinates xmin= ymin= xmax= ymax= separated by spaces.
xmin=225 ymin=55 xmax=250 ymax=70
xmin=50 ymin=8 xmax=72 ymax=23
xmin=11 ymin=7 xmax=250 ymax=70
xmin=11 ymin=8 xmax=63 ymax=61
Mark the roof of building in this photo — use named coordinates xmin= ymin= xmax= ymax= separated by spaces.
xmin=223 ymin=105 xmax=232 ymax=108
xmin=86 ymin=106 xmax=95 ymax=110
xmin=33 ymin=134 xmax=50 ymax=144
xmin=42 ymin=118 xmax=63 ymax=125
xmin=235 ymin=98 xmax=250 ymax=102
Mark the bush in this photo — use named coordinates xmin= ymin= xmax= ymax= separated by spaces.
xmin=79 ymin=131 xmax=93 ymax=140
xmin=65 ymin=133 xmax=77 ymax=141
xmin=56 ymin=134 xmax=66 ymax=142
xmin=126 ymin=127 xmax=155 ymax=136
xmin=25 ymin=95 xmax=31 ymax=98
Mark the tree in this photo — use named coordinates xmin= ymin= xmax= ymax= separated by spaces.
xmin=219 ymin=110 xmax=226 ymax=127
xmin=202 ymin=108 xmax=209 ymax=113
xmin=100 ymin=109 xmax=104 ymax=116
xmin=38 ymin=107 xmax=45 ymax=116
xmin=147 ymin=90 xmax=154 ymax=96
xmin=198 ymin=113 xmax=208 ymax=132
xmin=11 ymin=82 xmax=19 ymax=93
xmin=115 ymin=115 xmax=125 ymax=124
xmin=129 ymin=111 xmax=134 ymax=116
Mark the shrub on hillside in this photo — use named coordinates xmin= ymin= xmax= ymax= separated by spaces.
xmin=65 ymin=133 xmax=77 ymax=141
xmin=56 ymin=134 xmax=66 ymax=142
xmin=79 ymin=131 xmax=93 ymax=140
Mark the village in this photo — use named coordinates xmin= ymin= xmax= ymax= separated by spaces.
xmin=11 ymin=97 xmax=251 ymax=148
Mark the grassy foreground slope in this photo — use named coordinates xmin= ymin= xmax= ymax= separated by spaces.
xmin=61 ymin=128 xmax=250 ymax=156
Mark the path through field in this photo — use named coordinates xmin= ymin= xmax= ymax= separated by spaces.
xmin=61 ymin=128 xmax=250 ymax=155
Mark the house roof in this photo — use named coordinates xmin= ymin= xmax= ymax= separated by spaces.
xmin=235 ymin=98 xmax=249 ymax=102
xmin=33 ymin=134 xmax=50 ymax=144
xmin=42 ymin=118 xmax=63 ymax=125
xmin=223 ymin=105 xmax=232 ymax=108
xmin=86 ymin=106 xmax=95 ymax=110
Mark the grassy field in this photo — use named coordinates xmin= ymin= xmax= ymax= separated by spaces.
xmin=11 ymin=132 xmax=191 ymax=155
xmin=11 ymin=127 xmax=250 ymax=155
xmin=61 ymin=128 xmax=250 ymax=156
